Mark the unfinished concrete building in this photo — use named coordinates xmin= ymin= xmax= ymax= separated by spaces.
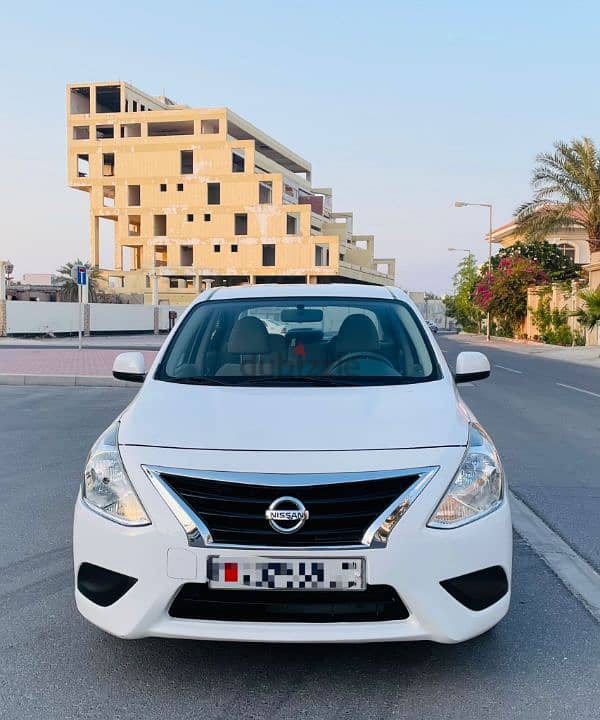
xmin=67 ymin=81 xmax=395 ymax=304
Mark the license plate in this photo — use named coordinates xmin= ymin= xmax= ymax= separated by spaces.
xmin=207 ymin=557 xmax=365 ymax=591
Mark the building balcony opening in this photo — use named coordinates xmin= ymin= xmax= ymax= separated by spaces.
xmin=201 ymin=119 xmax=220 ymax=134
xmin=153 ymin=214 xmax=167 ymax=236
xmin=154 ymin=245 xmax=167 ymax=267
xmin=127 ymin=185 xmax=140 ymax=206
xmin=70 ymin=87 xmax=90 ymax=114
xmin=96 ymin=125 xmax=114 ymax=139
xmin=180 ymin=150 xmax=193 ymax=174
xmin=77 ymin=154 xmax=89 ymax=178
xmin=235 ymin=213 xmax=248 ymax=235
xmin=73 ymin=126 xmax=89 ymax=140
xmin=121 ymin=123 xmax=141 ymax=138
xmin=102 ymin=153 xmax=115 ymax=177
xmin=96 ymin=85 xmax=121 ymax=113
xmin=232 ymin=149 xmax=245 ymax=173
xmin=180 ymin=246 xmax=193 ymax=266
xmin=207 ymin=182 xmax=220 ymax=205
xmin=128 ymin=215 xmax=141 ymax=237
xmin=102 ymin=186 xmax=115 ymax=208
xmin=262 ymin=244 xmax=276 ymax=267
xmin=259 ymin=181 xmax=272 ymax=204
xmin=149 ymin=120 xmax=194 ymax=137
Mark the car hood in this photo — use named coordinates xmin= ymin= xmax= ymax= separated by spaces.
xmin=118 ymin=380 xmax=469 ymax=451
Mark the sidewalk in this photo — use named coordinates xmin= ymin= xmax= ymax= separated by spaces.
xmin=456 ymin=332 xmax=600 ymax=368
xmin=0 ymin=347 xmax=158 ymax=387
xmin=0 ymin=333 xmax=166 ymax=350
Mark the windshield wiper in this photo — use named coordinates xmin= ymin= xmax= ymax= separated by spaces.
xmin=237 ymin=375 xmax=362 ymax=386
xmin=164 ymin=376 xmax=229 ymax=385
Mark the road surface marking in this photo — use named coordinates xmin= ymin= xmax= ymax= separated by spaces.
xmin=556 ymin=382 xmax=600 ymax=399
xmin=510 ymin=492 xmax=600 ymax=623
xmin=495 ymin=364 xmax=523 ymax=374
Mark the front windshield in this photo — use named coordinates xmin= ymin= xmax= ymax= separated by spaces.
xmin=155 ymin=297 xmax=441 ymax=386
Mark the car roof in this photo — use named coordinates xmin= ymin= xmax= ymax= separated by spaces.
xmin=199 ymin=283 xmax=405 ymax=303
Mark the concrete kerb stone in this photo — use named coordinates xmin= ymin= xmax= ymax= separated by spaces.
xmin=0 ymin=373 xmax=140 ymax=388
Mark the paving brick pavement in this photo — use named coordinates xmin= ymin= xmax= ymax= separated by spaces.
xmin=0 ymin=348 xmax=158 ymax=376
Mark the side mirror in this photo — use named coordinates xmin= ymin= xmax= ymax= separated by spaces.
xmin=455 ymin=351 xmax=490 ymax=383
xmin=113 ymin=352 xmax=146 ymax=383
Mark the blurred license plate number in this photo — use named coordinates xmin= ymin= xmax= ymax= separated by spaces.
xmin=208 ymin=557 xmax=364 ymax=591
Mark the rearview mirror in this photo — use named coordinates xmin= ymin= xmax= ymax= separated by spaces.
xmin=112 ymin=352 xmax=146 ymax=383
xmin=455 ymin=351 xmax=490 ymax=383
xmin=280 ymin=308 xmax=323 ymax=323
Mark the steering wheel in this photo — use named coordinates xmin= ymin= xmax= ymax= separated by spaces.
xmin=326 ymin=351 xmax=396 ymax=375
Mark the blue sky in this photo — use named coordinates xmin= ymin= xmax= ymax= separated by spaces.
xmin=2 ymin=0 xmax=599 ymax=293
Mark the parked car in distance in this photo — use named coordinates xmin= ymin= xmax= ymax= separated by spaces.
xmin=74 ymin=284 xmax=511 ymax=644
xmin=427 ymin=320 xmax=439 ymax=333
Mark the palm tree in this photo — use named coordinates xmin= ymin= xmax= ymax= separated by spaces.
xmin=56 ymin=260 xmax=102 ymax=302
xmin=516 ymin=137 xmax=600 ymax=253
xmin=573 ymin=286 xmax=600 ymax=330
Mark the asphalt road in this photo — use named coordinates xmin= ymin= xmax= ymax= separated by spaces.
xmin=1 ymin=376 xmax=599 ymax=719
xmin=438 ymin=333 xmax=600 ymax=572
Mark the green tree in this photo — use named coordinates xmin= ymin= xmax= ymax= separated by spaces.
xmin=573 ymin=286 xmax=600 ymax=330
xmin=56 ymin=260 xmax=102 ymax=302
xmin=516 ymin=137 xmax=600 ymax=253
xmin=444 ymin=254 xmax=482 ymax=332
xmin=493 ymin=240 xmax=581 ymax=281
xmin=473 ymin=256 xmax=547 ymax=337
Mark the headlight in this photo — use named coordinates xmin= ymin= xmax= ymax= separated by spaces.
xmin=427 ymin=423 xmax=503 ymax=528
xmin=82 ymin=422 xmax=150 ymax=526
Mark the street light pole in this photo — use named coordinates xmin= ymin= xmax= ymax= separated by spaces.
xmin=454 ymin=201 xmax=494 ymax=341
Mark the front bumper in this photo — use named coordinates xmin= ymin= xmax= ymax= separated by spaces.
xmin=73 ymin=445 xmax=512 ymax=644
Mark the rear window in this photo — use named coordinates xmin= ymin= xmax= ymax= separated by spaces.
xmin=155 ymin=297 xmax=441 ymax=386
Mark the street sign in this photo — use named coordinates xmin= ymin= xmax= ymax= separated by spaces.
xmin=71 ymin=265 xmax=87 ymax=285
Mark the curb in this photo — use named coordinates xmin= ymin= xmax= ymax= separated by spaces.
xmin=0 ymin=374 xmax=140 ymax=388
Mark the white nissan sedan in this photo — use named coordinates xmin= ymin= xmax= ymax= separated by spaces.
xmin=74 ymin=284 xmax=512 ymax=644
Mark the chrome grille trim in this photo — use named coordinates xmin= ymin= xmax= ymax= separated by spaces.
xmin=142 ymin=465 xmax=439 ymax=549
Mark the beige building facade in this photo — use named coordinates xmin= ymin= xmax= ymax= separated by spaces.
xmin=67 ymin=81 xmax=395 ymax=304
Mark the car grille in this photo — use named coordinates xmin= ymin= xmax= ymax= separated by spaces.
xmin=158 ymin=471 xmax=421 ymax=547
xmin=169 ymin=583 xmax=409 ymax=622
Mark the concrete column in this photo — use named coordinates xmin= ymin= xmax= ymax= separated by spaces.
xmin=0 ymin=301 xmax=6 ymax=337
xmin=249 ymin=275 xmax=255 ymax=285
xmin=153 ymin=306 xmax=160 ymax=335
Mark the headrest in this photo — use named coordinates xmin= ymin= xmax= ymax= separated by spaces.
xmin=228 ymin=316 xmax=270 ymax=355
xmin=336 ymin=314 xmax=379 ymax=355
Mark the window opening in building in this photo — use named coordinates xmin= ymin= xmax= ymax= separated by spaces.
xmin=235 ymin=213 xmax=248 ymax=235
xmin=160 ymin=183 xmax=167 ymax=192
xmin=315 ymin=243 xmax=330 ymax=267
xmin=177 ymin=183 xmax=184 ymax=191
xmin=180 ymin=246 xmax=193 ymax=266
xmin=148 ymin=120 xmax=194 ymax=137
xmin=232 ymin=149 xmax=245 ymax=173
xmin=121 ymin=123 xmax=141 ymax=138
xmin=286 ymin=213 xmax=300 ymax=235
xmin=207 ymin=183 xmax=220 ymax=204
xmin=70 ymin=87 xmax=90 ymax=114
xmin=187 ymin=214 xmax=194 ymax=222
xmin=153 ymin=215 xmax=167 ymax=236
xmin=102 ymin=153 xmax=115 ymax=177
xmin=127 ymin=185 xmax=140 ymax=206
xmin=128 ymin=215 xmax=141 ymax=237
xmin=96 ymin=85 xmax=121 ymax=113
xmin=73 ymin=126 xmax=89 ymax=140
xmin=259 ymin=181 xmax=272 ymax=204
xmin=102 ymin=186 xmax=115 ymax=208
xmin=201 ymin=119 xmax=220 ymax=134
xmin=154 ymin=245 xmax=167 ymax=267
xmin=214 ymin=244 xmax=221 ymax=253
xmin=180 ymin=150 xmax=193 ymax=174
xmin=77 ymin=154 xmax=89 ymax=178
xmin=96 ymin=125 xmax=114 ymax=139
xmin=262 ymin=244 xmax=276 ymax=266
